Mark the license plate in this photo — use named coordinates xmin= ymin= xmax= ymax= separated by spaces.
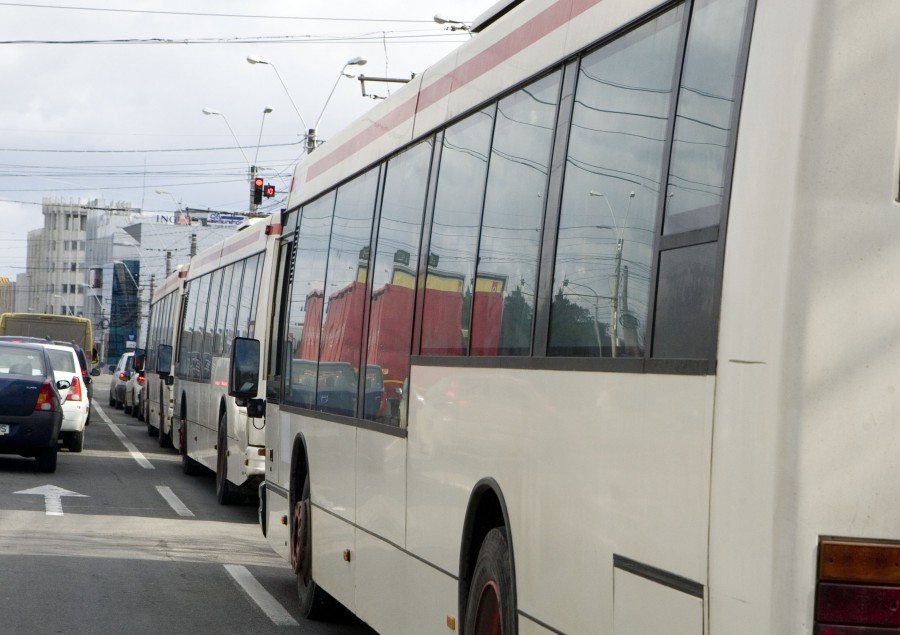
xmin=0 ymin=424 xmax=8 ymax=436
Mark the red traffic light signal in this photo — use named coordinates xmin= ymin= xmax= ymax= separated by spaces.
xmin=263 ymin=184 xmax=275 ymax=198
xmin=252 ymin=177 xmax=264 ymax=204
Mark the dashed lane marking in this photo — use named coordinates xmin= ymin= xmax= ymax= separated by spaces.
xmin=93 ymin=403 xmax=154 ymax=469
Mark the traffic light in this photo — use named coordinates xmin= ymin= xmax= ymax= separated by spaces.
xmin=252 ymin=177 xmax=264 ymax=205
xmin=263 ymin=183 xmax=275 ymax=198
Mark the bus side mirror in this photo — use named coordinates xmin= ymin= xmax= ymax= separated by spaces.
xmin=230 ymin=337 xmax=261 ymax=401
xmin=133 ymin=349 xmax=145 ymax=372
xmin=157 ymin=344 xmax=173 ymax=376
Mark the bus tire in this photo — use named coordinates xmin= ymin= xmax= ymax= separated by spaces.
xmin=464 ymin=528 xmax=516 ymax=635
xmin=158 ymin=390 xmax=172 ymax=448
xmin=216 ymin=414 xmax=242 ymax=505
xmin=292 ymin=474 xmax=332 ymax=619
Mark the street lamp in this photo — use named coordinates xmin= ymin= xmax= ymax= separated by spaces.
xmin=155 ymin=188 xmax=182 ymax=212
xmin=589 ymin=189 xmax=635 ymax=358
xmin=561 ymin=279 xmax=604 ymax=353
xmin=434 ymin=14 xmax=473 ymax=36
xmin=52 ymin=294 xmax=74 ymax=316
xmin=247 ymin=54 xmax=367 ymax=155
xmin=201 ymin=107 xmax=252 ymax=168
xmin=202 ymin=106 xmax=260 ymax=211
xmin=253 ymin=106 xmax=273 ymax=166
xmin=81 ymin=283 xmax=107 ymax=366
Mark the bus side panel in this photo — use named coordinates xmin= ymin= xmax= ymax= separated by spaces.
xmin=313 ymin=496 xmax=356 ymax=613
xmin=356 ymin=427 xmax=406 ymax=548
xmin=613 ymin=569 xmax=703 ymax=634
xmin=294 ymin=416 xmax=358 ymax=607
xmin=354 ymin=529 xmax=456 ymax=634
xmin=406 ymin=366 xmax=714 ymax=634
xmin=710 ymin=1 xmax=900 ymax=633
xmin=264 ymin=482 xmax=291 ymax=563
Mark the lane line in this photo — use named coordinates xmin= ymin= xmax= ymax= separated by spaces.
xmin=224 ymin=564 xmax=299 ymax=627
xmin=155 ymin=485 xmax=194 ymax=517
xmin=93 ymin=403 xmax=154 ymax=469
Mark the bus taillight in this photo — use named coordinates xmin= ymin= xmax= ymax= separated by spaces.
xmin=816 ymin=538 xmax=900 ymax=631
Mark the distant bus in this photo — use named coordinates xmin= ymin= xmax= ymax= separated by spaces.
xmin=227 ymin=0 xmax=900 ymax=633
xmin=0 ymin=313 xmax=93 ymax=362
xmin=143 ymin=265 xmax=188 ymax=446
xmin=170 ymin=217 xmax=281 ymax=504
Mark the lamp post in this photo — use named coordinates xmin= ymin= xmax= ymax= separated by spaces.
xmin=561 ymin=279 xmax=604 ymax=353
xmin=52 ymin=294 xmax=74 ymax=316
xmin=253 ymin=106 xmax=273 ymax=166
xmin=247 ymin=54 xmax=367 ymax=155
xmin=155 ymin=188 xmax=182 ymax=211
xmin=81 ymin=283 xmax=106 ymax=366
xmin=589 ymin=190 xmax=635 ymax=358
xmin=434 ymin=14 xmax=474 ymax=36
xmin=202 ymin=107 xmax=261 ymax=213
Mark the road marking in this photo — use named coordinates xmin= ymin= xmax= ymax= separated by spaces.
xmin=94 ymin=403 xmax=154 ymax=469
xmin=14 ymin=484 xmax=88 ymax=516
xmin=155 ymin=485 xmax=194 ymax=517
xmin=224 ymin=564 xmax=299 ymax=627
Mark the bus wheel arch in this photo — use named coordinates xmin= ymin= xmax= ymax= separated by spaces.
xmin=289 ymin=434 xmax=333 ymax=619
xmin=180 ymin=395 xmax=202 ymax=475
xmin=216 ymin=403 xmax=241 ymax=504
xmin=459 ymin=478 xmax=517 ymax=635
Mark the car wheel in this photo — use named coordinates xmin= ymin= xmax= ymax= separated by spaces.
xmin=216 ymin=414 xmax=243 ymax=505
xmin=136 ymin=396 xmax=144 ymax=421
xmin=464 ymin=528 xmax=516 ymax=635
xmin=68 ymin=429 xmax=84 ymax=453
xmin=109 ymin=393 xmax=115 ymax=407
xmin=36 ymin=445 xmax=58 ymax=473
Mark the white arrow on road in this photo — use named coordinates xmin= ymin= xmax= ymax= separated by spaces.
xmin=14 ymin=485 xmax=88 ymax=516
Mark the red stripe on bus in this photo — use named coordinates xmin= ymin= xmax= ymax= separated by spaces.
xmin=307 ymin=0 xmax=600 ymax=182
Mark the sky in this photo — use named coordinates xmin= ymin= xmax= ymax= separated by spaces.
xmin=0 ymin=0 xmax=494 ymax=280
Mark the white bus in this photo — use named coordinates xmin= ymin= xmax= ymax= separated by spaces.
xmin=144 ymin=265 xmax=187 ymax=445
xmin=171 ymin=216 xmax=281 ymax=504
xmin=230 ymin=0 xmax=900 ymax=632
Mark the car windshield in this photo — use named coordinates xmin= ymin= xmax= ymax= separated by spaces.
xmin=47 ymin=349 xmax=77 ymax=374
xmin=0 ymin=348 xmax=46 ymax=376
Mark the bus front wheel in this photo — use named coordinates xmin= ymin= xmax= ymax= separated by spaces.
xmin=291 ymin=474 xmax=332 ymax=619
xmin=465 ymin=528 xmax=516 ymax=635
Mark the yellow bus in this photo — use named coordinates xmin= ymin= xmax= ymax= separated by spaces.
xmin=0 ymin=313 xmax=94 ymax=363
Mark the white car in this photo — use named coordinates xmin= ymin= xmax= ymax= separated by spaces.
xmin=109 ymin=351 xmax=134 ymax=410
xmin=42 ymin=343 xmax=89 ymax=452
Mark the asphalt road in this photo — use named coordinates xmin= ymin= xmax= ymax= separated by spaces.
xmin=0 ymin=373 xmax=376 ymax=635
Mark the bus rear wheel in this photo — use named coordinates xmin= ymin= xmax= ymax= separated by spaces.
xmin=216 ymin=414 xmax=242 ymax=505
xmin=291 ymin=474 xmax=332 ymax=619
xmin=465 ymin=528 xmax=516 ymax=635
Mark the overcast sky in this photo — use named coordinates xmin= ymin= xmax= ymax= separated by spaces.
xmin=0 ymin=0 xmax=492 ymax=279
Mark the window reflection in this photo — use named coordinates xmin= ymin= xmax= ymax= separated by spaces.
xmin=283 ymin=193 xmax=335 ymax=409
xmin=664 ymin=0 xmax=750 ymax=234
xmin=421 ymin=108 xmax=494 ymax=356
xmin=365 ymin=140 xmax=433 ymax=424
xmin=549 ymin=7 xmax=683 ymax=357
xmin=316 ymin=169 xmax=379 ymax=416
xmin=471 ymin=71 xmax=560 ymax=356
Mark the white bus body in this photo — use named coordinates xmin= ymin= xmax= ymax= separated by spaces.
xmin=144 ymin=265 xmax=187 ymax=445
xmin=173 ymin=216 xmax=281 ymax=503
xmin=253 ymin=0 xmax=900 ymax=633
